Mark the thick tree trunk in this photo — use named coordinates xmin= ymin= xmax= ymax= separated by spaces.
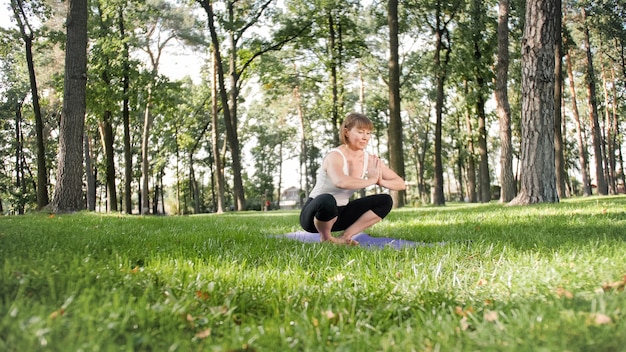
xmin=510 ymin=0 xmax=559 ymax=205
xmin=51 ymin=0 xmax=88 ymax=212
xmin=387 ymin=0 xmax=405 ymax=207
xmin=496 ymin=0 xmax=516 ymax=202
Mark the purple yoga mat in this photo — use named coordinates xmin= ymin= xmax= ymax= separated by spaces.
xmin=280 ymin=231 xmax=443 ymax=249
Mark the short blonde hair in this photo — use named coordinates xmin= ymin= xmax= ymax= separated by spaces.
xmin=339 ymin=112 xmax=374 ymax=144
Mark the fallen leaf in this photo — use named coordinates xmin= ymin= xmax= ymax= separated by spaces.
xmin=49 ymin=308 xmax=64 ymax=319
xmin=477 ymin=278 xmax=488 ymax=286
xmin=195 ymin=328 xmax=211 ymax=339
xmin=460 ymin=316 xmax=470 ymax=331
xmin=588 ymin=313 xmax=612 ymax=325
xmin=556 ymin=287 xmax=573 ymax=299
xmin=454 ymin=306 xmax=474 ymax=317
xmin=210 ymin=305 xmax=228 ymax=315
xmin=195 ymin=290 xmax=210 ymax=300
xmin=323 ymin=310 xmax=337 ymax=320
xmin=601 ymin=275 xmax=626 ymax=292
xmin=312 ymin=317 xmax=319 ymax=327
xmin=484 ymin=310 xmax=498 ymax=322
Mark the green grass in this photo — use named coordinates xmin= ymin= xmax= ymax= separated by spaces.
xmin=1 ymin=196 xmax=626 ymax=351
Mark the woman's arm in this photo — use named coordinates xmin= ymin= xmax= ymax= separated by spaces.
xmin=325 ymin=152 xmax=378 ymax=189
xmin=376 ymin=161 xmax=406 ymax=191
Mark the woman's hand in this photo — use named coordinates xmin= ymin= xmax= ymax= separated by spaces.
xmin=367 ymin=154 xmax=381 ymax=182
xmin=371 ymin=154 xmax=406 ymax=191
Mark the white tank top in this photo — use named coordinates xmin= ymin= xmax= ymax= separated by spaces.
xmin=308 ymin=148 xmax=369 ymax=206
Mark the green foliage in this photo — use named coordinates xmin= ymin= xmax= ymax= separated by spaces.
xmin=1 ymin=196 xmax=626 ymax=350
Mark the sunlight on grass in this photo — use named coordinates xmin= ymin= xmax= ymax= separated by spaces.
xmin=1 ymin=196 xmax=625 ymax=351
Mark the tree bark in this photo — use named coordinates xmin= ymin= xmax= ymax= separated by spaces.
xmin=464 ymin=94 xmax=477 ymax=203
xmin=119 ymin=6 xmax=133 ymax=214
xmin=51 ymin=0 xmax=88 ymax=212
xmin=387 ymin=0 xmax=406 ymax=207
xmin=510 ymin=0 xmax=558 ymax=205
xmin=553 ymin=0 xmax=567 ymax=199
xmin=85 ymin=132 xmax=96 ymax=211
xmin=99 ymin=111 xmax=118 ymax=212
xmin=211 ymin=46 xmax=226 ymax=213
xmin=496 ymin=0 xmax=516 ymax=202
xmin=565 ymin=50 xmax=592 ymax=196
xmin=141 ymin=87 xmax=153 ymax=214
xmin=581 ymin=8 xmax=608 ymax=195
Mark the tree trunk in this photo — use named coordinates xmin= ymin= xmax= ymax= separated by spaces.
xmin=211 ymin=47 xmax=226 ymax=213
xmin=202 ymin=0 xmax=246 ymax=211
xmin=565 ymin=50 xmax=592 ymax=196
xmin=582 ymin=9 xmax=608 ymax=195
xmin=553 ymin=0 xmax=567 ymax=199
xmin=477 ymin=97 xmax=490 ymax=202
xmin=464 ymin=87 xmax=477 ymax=203
xmin=510 ymin=0 xmax=558 ymax=205
xmin=496 ymin=0 xmax=516 ymax=202
xmin=141 ymin=87 xmax=153 ymax=214
xmin=99 ymin=111 xmax=118 ymax=212
xmin=328 ymin=11 xmax=340 ymax=145
xmin=120 ymin=7 xmax=133 ymax=214
xmin=85 ymin=132 xmax=96 ymax=211
xmin=387 ymin=0 xmax=406 ymax=207
xmin=15 ymin=101 xmax=25 ymax=214
xmin=600 ymin=59 xmax=616 ymax=194
xmin=51 ymin=0 xmax=88 ymax=212
xmin=12 ymin=0 xmax=50 ymax=209
xmin=432 ymin=7 xmax=450 ymax=206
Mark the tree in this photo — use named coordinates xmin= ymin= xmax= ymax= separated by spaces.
xmin=414 ymin=0 xmax=463 ymax=205
xmin=10 ymin=0 xmax=49 ymax=209
xmin=50 ymin=0 xmax=88 ymax=212
xmin=581 ymin=7 xmax=607 ymax=195
xmin=387 ymin=0 xmax=406 ymax=207
xmin=510 ymin=0 xmax=558 ymax=205
xmin=496 ymin=0 xmax=517 ymax=202
xmin=553 ymin=0 xmax=568 ymax=198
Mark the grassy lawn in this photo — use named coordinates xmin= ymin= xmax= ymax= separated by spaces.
xmin=1 ymin=196 xmax=625 ymax=351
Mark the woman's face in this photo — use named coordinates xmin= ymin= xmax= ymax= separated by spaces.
xmin=345 ymin=126 xmax=372 ymax=149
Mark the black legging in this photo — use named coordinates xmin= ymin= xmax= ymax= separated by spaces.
xmin=299 ymin=193 xmax=393 ymax=233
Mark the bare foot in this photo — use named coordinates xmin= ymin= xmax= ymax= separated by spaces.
xmin=321 ymin=236 xmax=358 ymax=246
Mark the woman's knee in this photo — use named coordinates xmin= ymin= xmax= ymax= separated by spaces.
xmin=314 ymin=194 xmax=338 ymax=221
xmin=372 ymin=194 xmax=393 ymax=218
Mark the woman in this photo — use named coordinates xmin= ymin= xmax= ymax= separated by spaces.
xmin=299 ymin=112 xmax=406 ymax=244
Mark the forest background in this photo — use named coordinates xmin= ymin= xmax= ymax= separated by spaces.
xmin=0 ymin=0 xmax=625 ymax=215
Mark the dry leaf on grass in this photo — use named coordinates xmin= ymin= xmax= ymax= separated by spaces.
xmin=556 ymin=287 xmax=573 ymax=299
xmin=484 ymin=310 xmax=498 ymax=322
xmin=588 ymin=313 xmax=612 ymax=325
xmin=195 ymin=328 xmax=211 ymax=339
xmin=601 ymin=275 xmax=626 ymax=292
